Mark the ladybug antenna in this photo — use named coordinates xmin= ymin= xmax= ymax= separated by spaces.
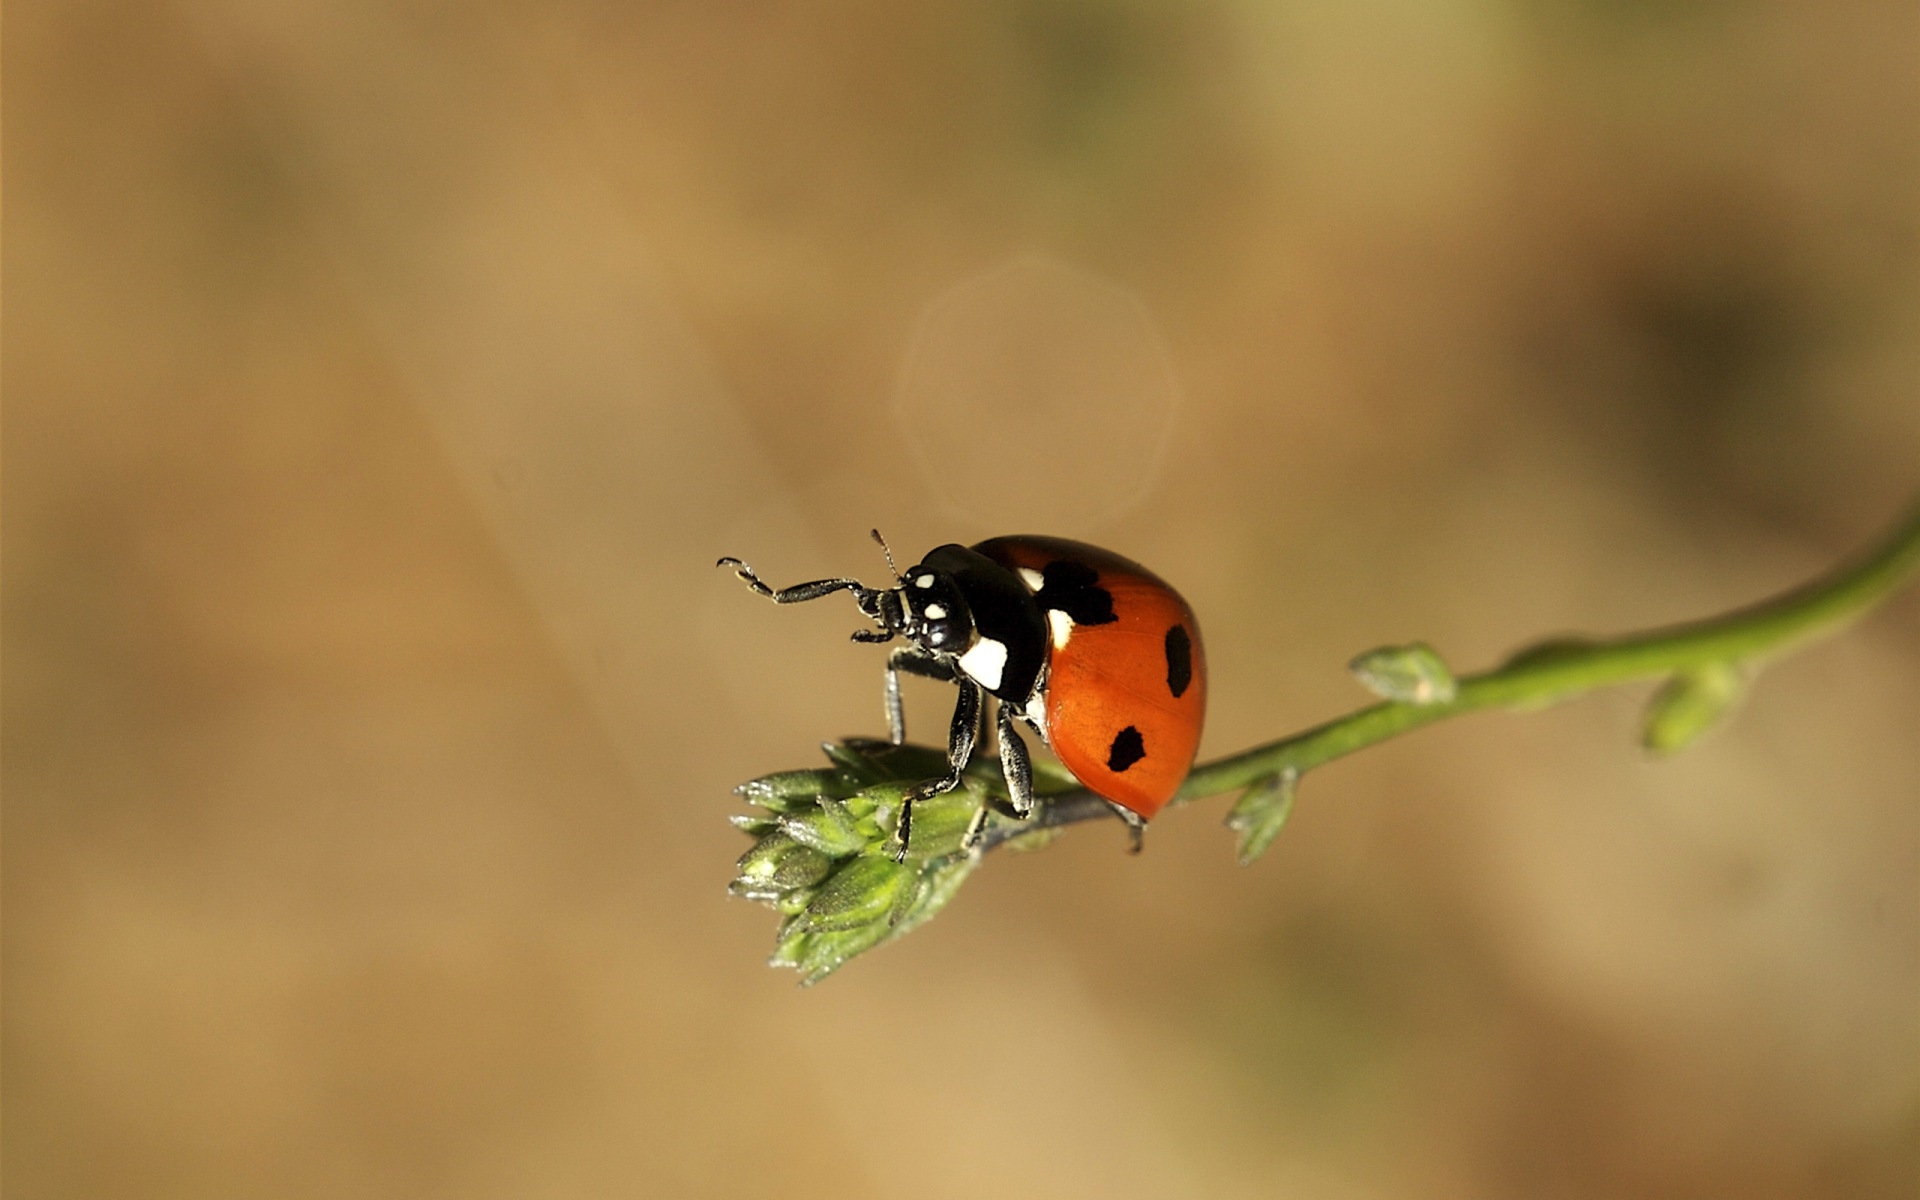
xmin=870 ymin=529 xmax=902 ymax=582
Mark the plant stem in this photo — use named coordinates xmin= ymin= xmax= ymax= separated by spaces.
xmin=984 ymin=498 xmax=1920 ymax=848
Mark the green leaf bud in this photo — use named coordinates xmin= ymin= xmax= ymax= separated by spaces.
xmin=855 ymin=739 xmax=958 ymax=782
xmin=734 ymin=741 xmax=1053 ymax=982
xmin=734 ymin=832 xmax=838 ymax=899
xmin=736 ymin=769 xmax=860 ymax=811
xmin=841 ymin=780 xmax=914 ymax=824
xmin=891 ymin=782 xmax=985 ymax=860
xmin=1349 ymin=642 xmax=1458 ymax=705
xmin=838 ymin=737 xmax=1015 ymax=786
xmin=773 ymin=887 xmax=817 ymax=916
xmin=1643 ymin=661 xmax=1746 ymax=755
xmin=1224 ymin=769 xmax=1299 ymax=866
xmin=818 ymin=741 xmax=873 ymax=778
xmin=803 ymin=853 xmax=910 ymax=933
xmin=793 ymin=923 xmax=894 ymax=985
xmin=730 ymin=815 xmax=781 ymax=837
xmin=769 ymin=913 xmax=810 ymax=968
xmin=777 ymin=798 xmax=867 ymax=857
xmin=889 ymin=854 xmax=978 ymax=936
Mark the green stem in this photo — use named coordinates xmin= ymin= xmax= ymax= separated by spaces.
xmin=992 ymin=497 xmax=1920 ymax=843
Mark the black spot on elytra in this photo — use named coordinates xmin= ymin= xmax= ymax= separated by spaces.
xmin=1033 ymin=560 xmax=1117 ymax=626
xmin=1106 ymin=725 xmax=1146 ymax=772
xmin=1164 ymin=624 xmax=1192 ymax=698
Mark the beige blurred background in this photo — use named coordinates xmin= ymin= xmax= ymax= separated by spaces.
xmin=7 ymin=0 xmax=1919 ymax=1196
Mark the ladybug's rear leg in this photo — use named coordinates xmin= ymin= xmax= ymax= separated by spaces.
xmin=995 ymin=702 xmax=1034 ymax=817
xmin=883 ymin=647 xmax=955 ymax=745
xmin=959 ymin=702 xmax=1034 ymax=852
xmin=893 ymin=678 xmax=981 ymax=861
xmin=1106 ymin=801 xmax=1147 ymax=854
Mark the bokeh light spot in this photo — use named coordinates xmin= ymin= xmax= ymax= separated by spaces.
xmin=895 ymin=256 xmax=1180 ymax=532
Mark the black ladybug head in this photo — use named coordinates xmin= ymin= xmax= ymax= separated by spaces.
xmin=796 ymin=533 xmax=975 ymax=654
xmin=896 ymin=565 xmax=973 ymax=652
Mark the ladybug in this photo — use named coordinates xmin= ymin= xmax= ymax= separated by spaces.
xmin=719 ymin=533 xmax=1206 ymax=859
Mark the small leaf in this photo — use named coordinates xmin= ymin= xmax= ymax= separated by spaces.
xmin=778 ymin=798 xmax=867 ymax=857
xmin=773 ymin=887 xmax=817 ymax=915
xmin=769 ymin=914 xmax=810 ymax=968
xmin=848 ymin=739 xmax=954 ymax=782
xmin=1643 ymin=662 xmax=1746 ymax=755
xmin=820 ymin=740 xmax=890 ymax=782
xmin=734 ymin=833 xmax=837 ymax=900
xmin=897 ymin=783 xmax=986 ymax=860
xmin=735 ymin=831 xmax=801 ymax=883
xmin=1349 ymin=642 xmax=1457 ymax=705
xmin=794 ymin=923 xmax=893 ymax=986
xmin=730 ymin=876 xmax=822 ymax=907
xmin=736 ymin=769 xmax=859 ymax=810
xmin=889 ymin=854 xmax=978 ymax=937
xmin=841 ymin=780 xmax=913 ymax=824
xmin=803 ymin=854 xmax=910 ymax=933
xmin=1224 ymin=770 xmax=1299 ymax=866
xmin=728 ymin=878 xmax=783 ymax=904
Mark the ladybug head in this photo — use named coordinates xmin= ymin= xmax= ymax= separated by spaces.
xmin=838 ymin=531 xmax=971 ymax=655
xmin=893 ymin=565 xmax=974 ymax=652
xmin=848 ymin=566 xmax=972 ymax=653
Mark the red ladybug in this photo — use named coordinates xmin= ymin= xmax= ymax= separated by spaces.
xmin=719 ymin=534 xmax=1206 ymax=858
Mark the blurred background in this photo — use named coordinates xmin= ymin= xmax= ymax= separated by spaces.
xmin=7 ymin=0 xmax=1919 ymax=1196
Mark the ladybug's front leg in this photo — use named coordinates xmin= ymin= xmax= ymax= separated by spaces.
xmin=716 ymin=559 xmax=866 ymax=606
xmin=893 ymin=677 xmax=981 ymax=861
xmin=883 ymin=647 xmax=955 ymax=745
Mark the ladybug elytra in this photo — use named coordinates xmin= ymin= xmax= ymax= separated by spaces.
xmin=719 ymin=533 xmax=1206 ymax=859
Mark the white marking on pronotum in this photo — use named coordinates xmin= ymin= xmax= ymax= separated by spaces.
xmin=1017 ymin=567 xmax=1045 ymax=592
xmin=915 ymin=574 xmax=936 ymax=588
xmin=957 ymin=637 xmax=1008 ymax=691
xmin=1048 ymin=609 xmax=1074 ymax=650
xmin=923 ymin=603 xmax=947 ymax=620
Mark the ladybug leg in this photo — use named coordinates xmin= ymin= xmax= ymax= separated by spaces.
xmin=893 ymin=678 xmax=981 ymax=861
xmin=716 ymin=558 xmax=867 ymax=606
xmin=883 ymin=647 xmax=956 ymax=745
xmin=961 ymin=803 xmax=991 ymax=853
xmin=995 ymin=701 xmax=1034 ymax=818
xmin=1105 ymin=801 xmax=1147 ymax=854
xmin=959 ymin=702 xmax=1032 ymax=852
